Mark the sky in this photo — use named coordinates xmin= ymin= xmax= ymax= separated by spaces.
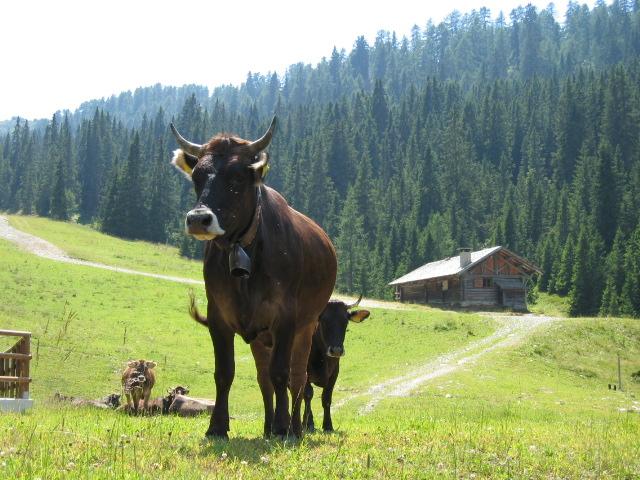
xmin=1 ymin=0 xmax=580 ymax=121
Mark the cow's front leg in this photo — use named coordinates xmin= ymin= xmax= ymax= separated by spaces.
xmin=322 ymin=365 xmax=339 ymax=432
xmin=132 ymin=391 xmax=141 ymax=415
xmin=142 ymin=388 xmax=152 ymax=413
xmin=206 ymin=320 xmax=235 ymax=439
xmin=250 ymin=338 xmax=274 ymax=438
xmin=269 ymin=323 xmax=294 ymax=437
xmin=289 ymin=323 xmax=315 ymax=438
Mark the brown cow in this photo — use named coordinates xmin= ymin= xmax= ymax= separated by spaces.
xmin=167 ymin=394 xmax=215 ymax=417
xmin=143 ymin=385 xmax=190 ymax=415
xmin=121 ymin=359 xmax=157 ymax=414
xmin=171 ymin=117 xmax=337 ymax=438
xmin=191 ymin=294 xmax=369 ymax=432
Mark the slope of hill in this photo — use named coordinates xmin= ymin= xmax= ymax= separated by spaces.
xmin=1 ymin=220 xmax=638 ymax=477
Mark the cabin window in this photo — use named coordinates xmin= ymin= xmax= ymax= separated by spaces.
xmin=483 ymin=277 xmax=493 ymax=288
xmin=474 ymin=277 xmax=483 ymax=288
xmin=442 ymin=280 xmax=448 ymax=291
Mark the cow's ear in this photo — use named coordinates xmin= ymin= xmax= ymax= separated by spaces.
xmin=249 ymin=152 xmax=270 ymax=180
xmin=145 ymin=361 xmax=157 ymax=369
xmin=171 ymin=149 xmax=198 ymax=179
xmin=127 ymin=360 xmax=137 ymax=367
xmin=349 ymin=310 xmax=370 ymax=323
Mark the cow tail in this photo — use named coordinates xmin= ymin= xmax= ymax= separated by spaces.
xmin=188 ymin=291 xmax=209 ymax=327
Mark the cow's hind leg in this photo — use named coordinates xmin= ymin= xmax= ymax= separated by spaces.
xmin=206 ymin=320 xmax=235 ymax=439
xmin=269 ymin=323 xmax=294 ymax=438
xmin=288 ymin=323 xmax=315 ymax=438
xmin=250 ymin=339 xmax=274 ymax=438
xmin=302 ymin=381 xmax=315 ymax=432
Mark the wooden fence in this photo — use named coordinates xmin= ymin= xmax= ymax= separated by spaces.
xmin=0 ymin=329 xmax=32 ymax=399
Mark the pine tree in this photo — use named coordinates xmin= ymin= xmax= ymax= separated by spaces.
xmin=600 ymin=229 xmax=626 ymax=315
xmin=620 ymin=225 xmax=640 ymax=316
xmin=50 ymin=157 xmax=69 ymax=220
xmin=569 ymin=227 xmax=592 ymax=316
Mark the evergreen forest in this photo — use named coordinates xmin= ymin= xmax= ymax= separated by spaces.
xmin=2 ymin=1 xmax=640 ymax=317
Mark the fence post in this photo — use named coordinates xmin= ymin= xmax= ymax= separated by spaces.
xmin=22 ymin=335 xmax=31 ymax=399
xmin=618 ymin=353 xmax=623 ymax=392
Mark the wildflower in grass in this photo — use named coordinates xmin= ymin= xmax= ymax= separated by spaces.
xmin=260 ymin=455 xmax=269 ymax=464
xmin=240 ymin=460 xmax=248 ymax=465
xmin=220 ymin=452 xmax=228 ymax=460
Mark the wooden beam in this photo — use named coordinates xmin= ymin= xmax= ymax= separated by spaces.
xmin=0 ymin=330 xmax=31 ymax=338
xmin=0 ymin=352 xmax=31 ymax=361
xmin=0 ymin=376 xmax=31 ymax=383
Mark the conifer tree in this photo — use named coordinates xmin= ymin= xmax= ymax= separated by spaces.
xmin=50 ymin=157 xmax=69 ymax=220
xmin=620 ymin=225 xmax=640 ymax=316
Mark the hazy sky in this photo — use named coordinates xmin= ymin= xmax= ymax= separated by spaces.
xmin=1 ymin=0 xmax=579 ymax=121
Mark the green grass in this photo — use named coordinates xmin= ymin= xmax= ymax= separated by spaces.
xmin=1 ymin=219 xmax=639 ymax=478
xmin=528 ymin=291 xmax=571 ymax=317
xmin=7 ymin=215 xmax=202 ymax=281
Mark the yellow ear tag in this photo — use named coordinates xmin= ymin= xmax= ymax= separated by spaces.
xmin=262 ymin=163 xmax=271 ymax=178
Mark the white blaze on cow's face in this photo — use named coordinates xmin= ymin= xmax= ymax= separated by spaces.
xmin=172 ymin=149 xmax=226 ymax=240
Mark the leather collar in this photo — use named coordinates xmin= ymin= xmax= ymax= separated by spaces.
xmin=237 ymin=188 xmax=262 ymax=248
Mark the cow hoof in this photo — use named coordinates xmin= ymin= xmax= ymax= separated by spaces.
xmin=305 ymin=424 xmax=316 ymax=433
xmin=205 ymin=430 xmax=229 ymax=441
xmin=323 ymin=427 xmax=335 ymax=433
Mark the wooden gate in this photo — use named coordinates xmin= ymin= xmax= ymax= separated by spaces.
xmin=0 ymin=329 xmax=32 ymax=400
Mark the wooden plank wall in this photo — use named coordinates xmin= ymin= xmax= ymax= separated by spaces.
xmin=0 ymin=331 xmax=31 ymax=399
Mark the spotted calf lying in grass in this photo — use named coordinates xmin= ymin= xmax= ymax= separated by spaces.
xmin=53 ymin=392 xmax=121 ymax=409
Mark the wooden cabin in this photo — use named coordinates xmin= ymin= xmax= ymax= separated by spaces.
xmin=389 ymin=246 xmax=541 ymax=310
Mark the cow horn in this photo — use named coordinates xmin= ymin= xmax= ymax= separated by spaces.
xmin=170 ymin=123 xmax=203 ymax=157
xmin=346 ymin=294 xmax=363 ymax=309
xmin=242 ymin=116 xmax=277 ymax=155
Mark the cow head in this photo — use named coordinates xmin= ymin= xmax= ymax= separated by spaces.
xmin=102 ymin=393 xmax=121 ymax=409
xmin=318 ymin=296 xmax=370 ymax=358
xmin=170 ymin=117 xmax=276 ymax=241
xmin=124 ymin=359 xmax=156 ymax=392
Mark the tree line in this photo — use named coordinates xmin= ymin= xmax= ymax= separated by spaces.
xmin=1 ymin=1 xmax=640 ymax=317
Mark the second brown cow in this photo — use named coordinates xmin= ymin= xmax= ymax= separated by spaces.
xmin=121 ymin=359 xmax=157 ymax=414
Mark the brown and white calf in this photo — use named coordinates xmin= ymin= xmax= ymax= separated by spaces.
xmin=121 ymin=359 xmax=157 ymax=413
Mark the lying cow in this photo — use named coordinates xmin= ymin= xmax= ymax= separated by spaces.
xmin=189 ymin=293 xmax=368 ymax=431
xmin=167 ymin=394 xmax=215 ymax=417
xmin=143 ymin=385 xmax=190 ymax=415
xmin=303 ymin=296 xmax=370 ymax=432
xmin=121 ymin=359 xmax=157 ymax=414
xmin=53 ymin=392 xmax=121 ymax=409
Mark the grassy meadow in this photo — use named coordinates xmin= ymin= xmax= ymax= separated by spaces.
xmin=6 ymin=215 xmax=203 ymax=281
xmin=0 ymin=216 xmax=639 ymax=479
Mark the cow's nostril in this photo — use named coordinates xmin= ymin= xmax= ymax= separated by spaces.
xmin=202 ymin=215 xmax=212 ymax=227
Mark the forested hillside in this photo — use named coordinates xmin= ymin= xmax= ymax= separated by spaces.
xmin=2 ymin=1 xmax=640 ymax=316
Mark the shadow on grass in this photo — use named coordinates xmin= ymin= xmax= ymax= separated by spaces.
xmin=198 ymin=430 xmax=346 ymax=463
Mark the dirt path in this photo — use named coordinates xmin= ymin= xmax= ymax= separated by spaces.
xmin=0 ymin=215 xmax=203 ymax=286
xmin=335 ymin=313 xmax=559 ymax=414
xmin=0 ymin=215 xmax=402 ymax=309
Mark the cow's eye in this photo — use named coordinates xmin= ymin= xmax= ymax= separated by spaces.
xmin=229 ymin=171 xmax=245 ymax=186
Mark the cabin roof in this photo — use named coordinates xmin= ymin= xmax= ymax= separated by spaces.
xmin=388 ymin=246 xmax=541 ymax=286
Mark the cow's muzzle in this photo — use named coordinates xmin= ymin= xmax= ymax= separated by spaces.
xmin=185 ymin=207 xmax=225 ymax=240
xmin=326 ymin=346 xmax=345 ymax=358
